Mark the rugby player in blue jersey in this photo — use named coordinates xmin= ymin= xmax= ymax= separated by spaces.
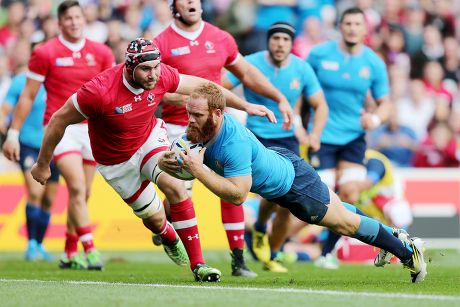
xmin=223 ymin=22 xmax=328 ymax=272
xmin=158 ymin=83 xmax=427 ymax=283
xmin=306 ymin=7 xmax=392 ymax=268
xmin=2 ymin=70 xmax=59 ymax=261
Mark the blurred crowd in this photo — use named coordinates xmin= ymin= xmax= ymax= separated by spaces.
xmin=1 ymin=0 xmax=460 ymax=168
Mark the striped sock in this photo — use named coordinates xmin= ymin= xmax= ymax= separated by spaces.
xmin=170 ymin=198 xmax=204 ymax=270
xmin=221 ymin=200 xmax=245 ymax=250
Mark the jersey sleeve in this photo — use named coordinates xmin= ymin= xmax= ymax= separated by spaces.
xmin=222 ymin=31 xmax=239 ymax=66
xmin=27 ymin=46 xmax=49 ymax=82
xmin=73 ymin=78 xmax=103 ymax=118
xmin=160 ymin=64 xmax=180 ymax=93
xmin=302 ymin=61 xmax=322 ymax=98
xmin=222 ymin=140 xmax=252 ymax=178
xmin=370 ymin=56 xmax=390 ymax=100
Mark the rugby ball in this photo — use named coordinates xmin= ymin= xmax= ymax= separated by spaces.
xmin=168 ymin=133 xmax=204 ymax=180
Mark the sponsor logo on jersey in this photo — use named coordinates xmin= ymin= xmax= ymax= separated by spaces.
xmin=55 ymin=57 xmax=74 ymax=66
xmin=290 ymin=78 xmax=300 ymax=90
xmin=114 ymin=103 xmax=133 ymax=114
xmin=85 ymin=53 xmax=96 ymax=66
xmin=205 ymin=41 xmax=215 ymax=54
xmin=359 ymin=67 xmax=370 ymax=79
xmin=134 ymin=95 xmax=142 ymax=102
xmin=171 ymin=46 xmax=191 ymax=56
xmin=321 ymin=61 xmax=339 ymax=71
xmin=190 ymin=40 xmax=199 ymax=46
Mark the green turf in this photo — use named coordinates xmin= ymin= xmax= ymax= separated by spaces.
xmin=1 ymin=249 xmax=459 ymax=307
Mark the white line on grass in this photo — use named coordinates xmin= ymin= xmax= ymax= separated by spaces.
xmin=1 ymin=278 xmax=458 ymax=301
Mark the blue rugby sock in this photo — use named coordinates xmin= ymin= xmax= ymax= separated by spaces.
xmin=36 ymin=209 xmax=51 ymax=244
xmin=353 ymin=215 xmax=413 ymax=261
xmin=25 ymin=204 xmax=40 ymax=241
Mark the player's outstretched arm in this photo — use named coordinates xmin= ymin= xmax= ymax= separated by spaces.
xmin=31 ymin=97 xmax=85 ymax=185
xmin=228 ymin=56 xmax=293 ymax=129
xmin=176 ymin=74 xmax=277 ymax=124
xmin=2 ymin=78 xmax=41 ymax=161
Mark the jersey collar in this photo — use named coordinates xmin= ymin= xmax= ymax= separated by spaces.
xmin=171 ymin=20 xmax=205 ymax=41
xmin=122 ymin=68 xmax=144 ymax=95
xmin=58 ymin=35 xmax=86 ymax=52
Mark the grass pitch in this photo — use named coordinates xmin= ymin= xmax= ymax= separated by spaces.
xmin=1 ymin=249 xmax=459 ymax=307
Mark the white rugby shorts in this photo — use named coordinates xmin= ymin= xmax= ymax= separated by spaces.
xmin=53 ymin=123 xmax=95 ymax=165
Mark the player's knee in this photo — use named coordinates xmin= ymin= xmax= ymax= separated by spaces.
xmin=66 ymin=182 xmax=86 ymax=199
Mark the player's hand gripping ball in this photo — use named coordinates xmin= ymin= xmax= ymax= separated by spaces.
xmin=169 ymin=133 xmax=203 ymax=180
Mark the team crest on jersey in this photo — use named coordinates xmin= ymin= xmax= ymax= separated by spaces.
xmin=147 ymin=92 xmax=154 ymax=102
xmin=147 ymin=92 xmax=155 ymax=106
xmin=171 ymin=46 xmax=191 ymax=56
xmin=290 ymin=78 xmax=300 ymax=90
xmin=55 ymin=57 xmax=74 ymax=66
xmin=205 ymin=41 xmax=215 ymax=54
xmin=359 ymin=67 xmax=370 ymax=79
xmin=85 ymin=53 xmax=96 ymax=66
xmin=115 ymin=103 xmax=133 ymax=114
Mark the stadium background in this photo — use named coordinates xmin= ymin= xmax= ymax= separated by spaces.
xmin=1 ymin=0 xmax=460 ymax=253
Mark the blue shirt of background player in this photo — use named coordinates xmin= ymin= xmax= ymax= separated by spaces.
xmin=307 ymin=40 xmax=389 ymax=145
xmin=4 ymin=73 xmax=46 ymax=149
xmin=203 ymin=113 xmax=295 ymax=199
xmin=226 ymin=51 xmax=321 ymax=139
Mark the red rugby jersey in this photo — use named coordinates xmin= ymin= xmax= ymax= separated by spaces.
xmin=154 ymin=21 xmax=239 ymax=126
xmin=27 ymin=35 xmax=115 ymax=125
xmin=73 ymin=63 xmax=180 ymax=165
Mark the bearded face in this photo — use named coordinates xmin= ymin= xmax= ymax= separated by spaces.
xmin=186 ymin=113 xmax=216 ymax=143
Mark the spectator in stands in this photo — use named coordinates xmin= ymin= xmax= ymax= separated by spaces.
xmin=423 ymin=60 xmax=453 ymax=104
xmin=0 ymin=1 xmax=25 ymax=54
xmin=441 ymin=36 xmax=460 ymax=83
xmin=292 ymin=16 xmax=325 ymax=60
xmin=368 ymin=104 xmax=418 ymax=167
xmin=83 ymin=2 xmax=108 ymax=43
xmin=401 ymin=4 xmax=425 ymax=56
xmin=410 ymin=25 xmax=444 ymax=79
xmin=397 ymin=79 xmax=435 ymax=141
xmin=413 ymin=121 xmax=460 ymax=167
xmin=423 ymin=0 xmax=456 ymax=38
